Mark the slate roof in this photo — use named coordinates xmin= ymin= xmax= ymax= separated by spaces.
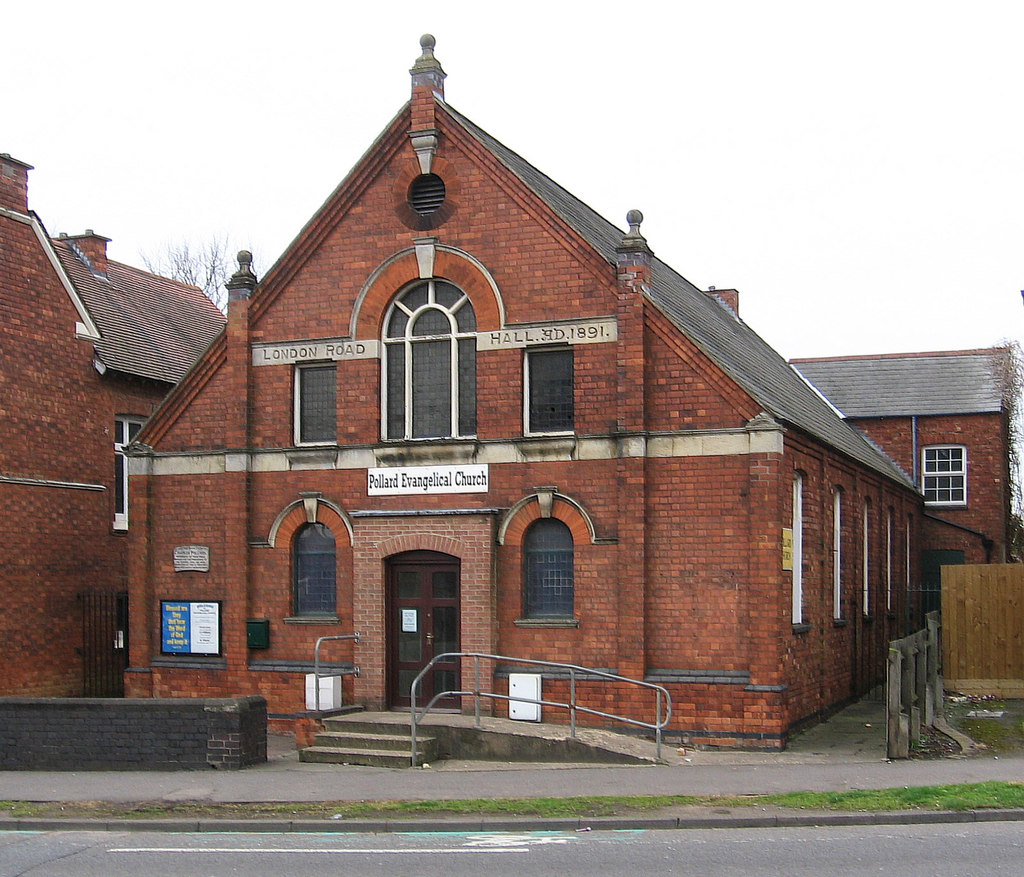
xmin=52 ymin=239 xmax=225 ymax=385
xmin=791 ymin=351 xmax=1003 ymax=418
xmin=444 ymin=104 xmax=913 ymax=488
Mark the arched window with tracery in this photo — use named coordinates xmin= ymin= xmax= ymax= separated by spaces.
xmin=383 ymin=280 xmax=476 ymax=439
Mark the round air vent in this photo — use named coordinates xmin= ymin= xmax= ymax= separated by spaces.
xmin=408 ymin=173 xmax=446 ymax=215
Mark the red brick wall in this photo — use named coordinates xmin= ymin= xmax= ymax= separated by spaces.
xmin=851 ymin=412 xmax=1009 ymax=562
xmin=1 ymin=212 xmax=168 ymax=695
xmin=127 ymin=100 xmax=925 ymax=748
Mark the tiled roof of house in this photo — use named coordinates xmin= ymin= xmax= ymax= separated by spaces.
xmin=52 ymin=239 xmax=225 ymax=385
xmin=444 ymin=103 xmax=913 ymax=489
xmin=791 ymin=351 xmax=1003 ymax=418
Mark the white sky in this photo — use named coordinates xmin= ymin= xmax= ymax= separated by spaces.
xmin=6 ymin=1 xmax=1022 ymax=360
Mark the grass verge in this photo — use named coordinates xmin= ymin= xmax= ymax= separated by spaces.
xmin=2 ymin=782 xmax=1024 ymax=821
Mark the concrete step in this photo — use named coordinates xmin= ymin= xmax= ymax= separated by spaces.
xmin=321 ymin=716 xmax=419 ymax=735
xmin=311 ymin=730 xmax=431 ymax=754
xmin=299 ymin=745 xmax=426 ymax=768
xmin=300 ymin=720 xmax=439 ymax=767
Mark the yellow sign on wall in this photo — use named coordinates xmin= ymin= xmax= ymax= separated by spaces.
xmin=781 ymin=528 xmax=794 ymax=571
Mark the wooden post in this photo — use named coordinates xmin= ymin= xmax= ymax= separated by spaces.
xmin=887 ymin=647 xmax=908 ymax=758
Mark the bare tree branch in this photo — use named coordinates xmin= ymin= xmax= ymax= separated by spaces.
xmin=143 ymin=235 xmax=250 ymax=312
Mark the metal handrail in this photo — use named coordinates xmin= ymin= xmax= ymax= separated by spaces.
xmin=311 ymin=633 xmax=361 ymax=712
xmin=410 ymin=652 xmax=672 ymax=766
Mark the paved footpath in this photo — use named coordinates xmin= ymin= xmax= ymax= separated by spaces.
xmin=1 ymin=698 xmax=1023 ymax=831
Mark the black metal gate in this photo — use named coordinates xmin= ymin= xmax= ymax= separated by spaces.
xmin=78 ymin=590 xmax=128 ymax=697
xmin=908 ymin=549 xmax=965 ymax=630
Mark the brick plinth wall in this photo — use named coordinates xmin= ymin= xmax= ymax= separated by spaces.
xmin=0 ymin=696 xmax=267 ymax=770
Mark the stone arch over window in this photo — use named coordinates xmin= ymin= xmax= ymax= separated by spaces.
xmin=497 ymin=489 xmax=596 ymax=547
xmin=350 ymin=245 xmax=504 ymax=340
xmin=267 ymin=494 xmax=353 ymax=549
xmin=382 ymin=279 xmax=477 ymax=439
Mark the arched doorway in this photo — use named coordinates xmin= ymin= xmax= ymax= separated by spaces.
xmin=386 ymin=550 xmax=460 ymax=709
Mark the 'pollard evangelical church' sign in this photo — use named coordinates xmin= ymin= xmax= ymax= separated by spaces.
xmin=367 ymin=464 xmax=489 ymax=496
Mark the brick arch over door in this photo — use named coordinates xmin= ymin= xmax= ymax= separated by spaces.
xmin=498 ymin=491 xmax=597 ymax=547
xmin=373 ymin=533 xmax=468 ymax=562
xmin=350 ymin=246 xmax=505 ymax=339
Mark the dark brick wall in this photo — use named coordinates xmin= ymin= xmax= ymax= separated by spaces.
xmin=0 ymin=696 xmax=266 ymax=770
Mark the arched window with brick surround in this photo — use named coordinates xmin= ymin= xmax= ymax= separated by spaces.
xmin=523 ymin=519 xmax=574 ymax=619
xmin=383 ymin=280 xmax=476 ymax=440
xmin=293 ymin=523 xmax=337 ymax=617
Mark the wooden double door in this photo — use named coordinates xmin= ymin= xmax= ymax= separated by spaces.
xmin=386 ymin=551 xmax=460 ymax=709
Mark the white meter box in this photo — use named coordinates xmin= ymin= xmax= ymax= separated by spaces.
xmin=305 ymin=674 xmax=342 ymax=711
xmin=508 ymin=673 xmax=542 ymax=721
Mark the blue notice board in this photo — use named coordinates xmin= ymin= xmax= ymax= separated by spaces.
xmin=161 ymin=601 xmax=221 ymax=655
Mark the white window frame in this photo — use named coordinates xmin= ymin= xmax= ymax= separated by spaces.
xmin=792 ymin=473 xmax=804 ymax=625
xmin=114 ymin=416 xmax=145 ymax=531
xmin=294 ymin=362 xmax=337 ymax=446
xmin=832 ymin=488 xmax=843 ymax=620
xmin=886 ymin=509 xmax=894 ymax=611
xmin=921 ymin=444 xmax=967 ymax=507
xmin=381 ymin=280 xmax=476 ymax=441
xmin=862 ymin=501 xmax=871 ymax=616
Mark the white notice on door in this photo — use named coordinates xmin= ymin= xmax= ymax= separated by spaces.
xmin=401 ymin=609 xmax=418 ymax=633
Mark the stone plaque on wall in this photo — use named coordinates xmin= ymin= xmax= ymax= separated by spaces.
xmin=174 ymin=544 xmax=210 ymax=573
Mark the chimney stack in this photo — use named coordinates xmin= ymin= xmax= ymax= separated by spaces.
xmin=64 ymin=229 xmax=112 ymax=277
xmin=0 ymin=153 xmax=33 ymax=213
xmin=706 ymin=287 xmax=740 ymax=315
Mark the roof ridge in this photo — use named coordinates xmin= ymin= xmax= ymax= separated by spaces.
xmin=792 ymin=348 xmax=1000 ymax=363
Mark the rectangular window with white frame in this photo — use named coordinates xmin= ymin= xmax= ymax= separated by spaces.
xmin=792 ymin=472 xmax=804 ymax=625
xmin=886 ymin=509 xmax=893 ymax=611
xmin=922 ymin=445 xmax=967 ymax=506
xmin=114 ymin=416 xmax=144 ymax=530
xmin=862 ymin=501 xmax=871 ymax=616
xmin=295 ymin=363 xmax=337 ymax=445
xmin=525 ymin=347 xmax=574 ymax=435
xmin=832 ymin=488 xmax=843 ymax=620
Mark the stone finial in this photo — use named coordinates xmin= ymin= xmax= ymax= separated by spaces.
xmin=412 ymin=34 xmax=439 ymax=68
xmin=617 ymin=209 xmax=653 ymax=255
xmin=616 ymin=209 xmax=653 ymax=292
xmin=225 ymin=249 xmax=258 ymax=301
xmin=410 ymin=33 xmax=446 ymax=99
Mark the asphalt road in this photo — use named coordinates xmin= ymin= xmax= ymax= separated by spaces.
xmin=2 ymin=823 xmax=1022 ymax=876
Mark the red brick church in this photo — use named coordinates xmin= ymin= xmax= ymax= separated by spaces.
xmin=126 ymin=37 xmax=922 ymax=747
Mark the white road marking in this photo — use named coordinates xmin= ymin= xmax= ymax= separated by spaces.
xmin=109 ymin=847 xmax=529 ymax=854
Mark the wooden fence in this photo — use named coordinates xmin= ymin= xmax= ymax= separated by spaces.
xmin=942 ymin=564 xmax=1024 ymax=697
xmin=887 ymin=612 xmax=941 ymax=759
